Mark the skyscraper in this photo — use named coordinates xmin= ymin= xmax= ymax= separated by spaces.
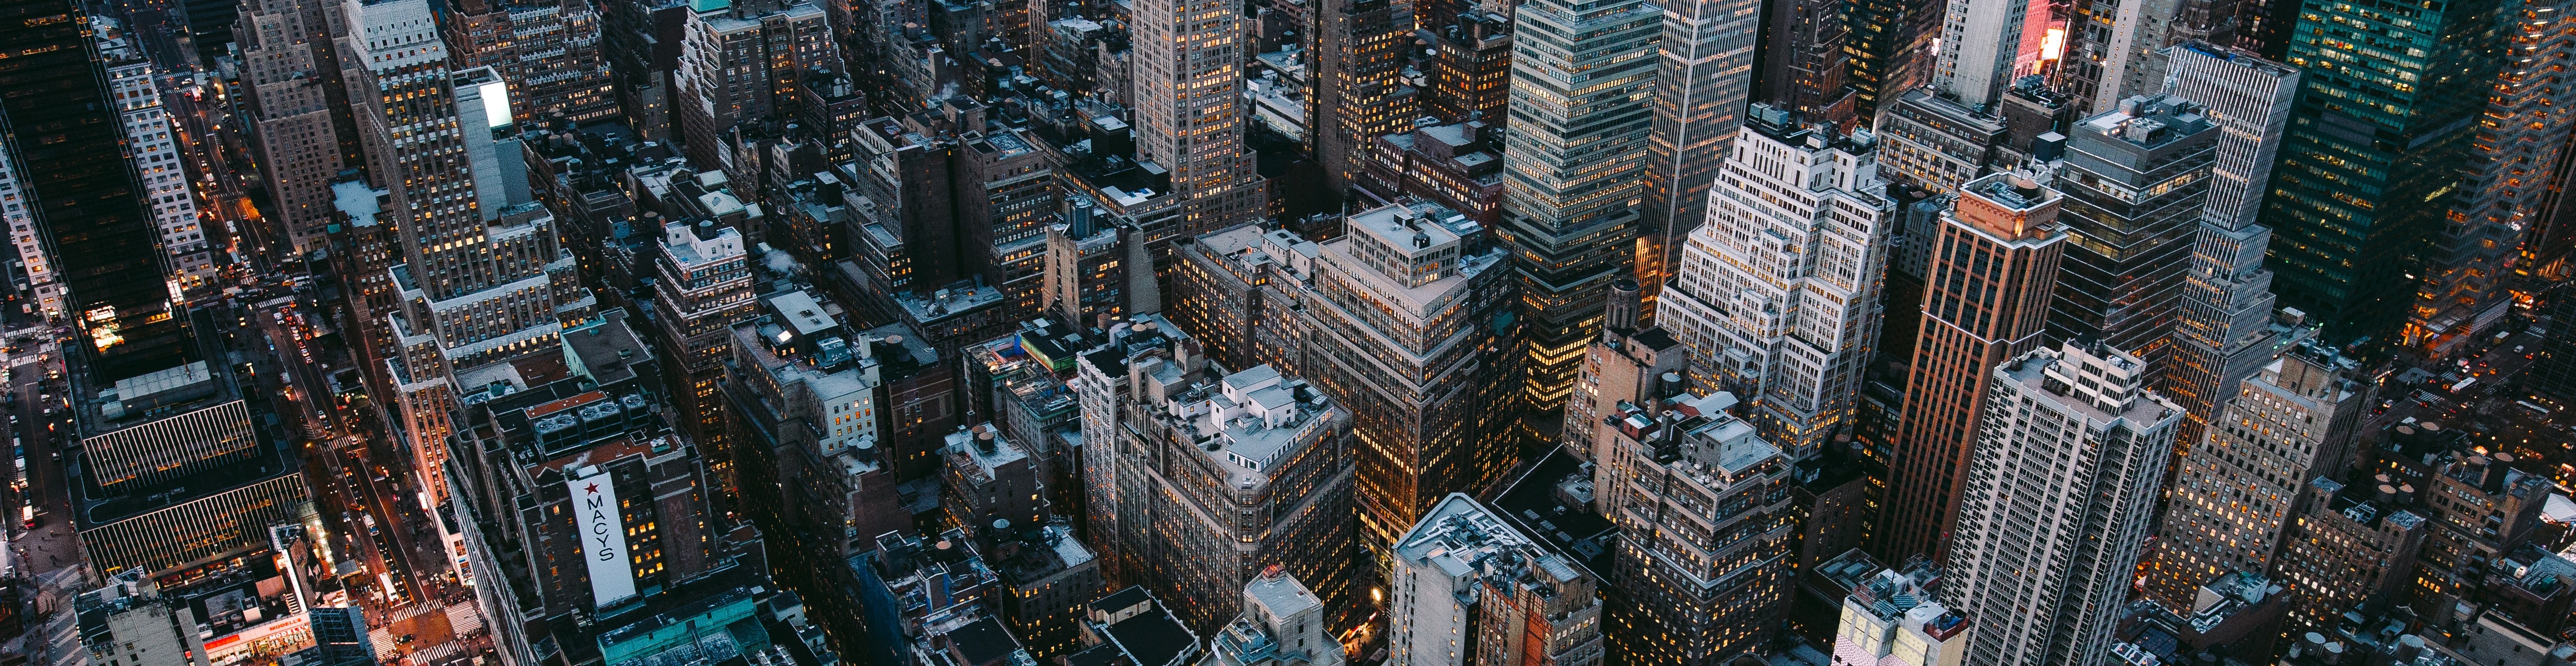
xmin=1942 ymin=341 xmax=2182 ymax=665
xmin=2138 ymin=343 xmax=2369 ymax=611
xmin=236 ymin=0 xmax=350 ymax=256
xmin=1384 ymin=494 xmax=1605 ymax=666
xmin=1752 ymin=0 xmax=1853 ymax=123
xmin=1658 ymin=105 xmax=1895 ymax=456
xmin=99 ymin=34 xmax=218 ymax=301
xmin=1087 ymin=357 xmax=1358 ymax=634
xmin=2260 ymin=0 xmax=2507 ymax=346
xmin=441 ymin=0 xmax=617 ymax=123
xmin=2042 ymin=95 xmax=2216 ymax=378
xmin=1843 ymin=0 xmax=1942 ymax=118
xmin=1876 ymin=172 xmax=2067 ymax=563
xmin=1294 ymin=203 xmax=1514 ymax=559
xmin=2404 ymin=0 xmax=2576 ymax=358
xmin=1131 ymin=0 xmax=1262 ymax=232
xmin=1559 ymin=279 xmax=1689 ymax=461
xmin=3 ymin=0 xmax=305 ymax=579
xmin=1638 ymin=0 xmax=1757 ymax=308
xmin=1930 ymin=0 xmax=2048 ymax=108
xmin=673 ymin=0 xmax=835 ymax=179
xmin=1594 ymin=392 xmax=1798 ymax=663
xmin=1311 ymin=0 xmax=1419 ymax=194
xmin=1497 ymin=0 xmax=1659 ymax=408
xmin=335 ymin=3 xmax=596 ymax=505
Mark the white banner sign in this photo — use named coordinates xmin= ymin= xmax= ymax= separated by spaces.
xmin=571 ymin=471 xmax=637 ymax=608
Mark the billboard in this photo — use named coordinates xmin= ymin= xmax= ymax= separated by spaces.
xmin=571 ymin=471 xmax=637 ymax=608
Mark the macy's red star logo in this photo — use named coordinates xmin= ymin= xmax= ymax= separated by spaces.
xmin=585 ymin=483 xmax=601 ymax=494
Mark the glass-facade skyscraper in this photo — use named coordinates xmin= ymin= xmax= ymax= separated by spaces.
xmin=2259 ymin=0 xmax=2506 ymax=348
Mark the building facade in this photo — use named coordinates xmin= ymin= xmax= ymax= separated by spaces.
xmin=1637 ymin=0 xmax=1757 ymax=307
xmin=1658 ymin=105 xmax=1895 ymax=457
xmin=1944 ymin=342 xmax=2182 ymax=666
xmin=1595 ymin=392 xmax=1798 ymax=663
xmin=1876 ymin=172 xmax=2067 ymax=563
xmin=2041 ymin=95 xmax=2215 ymax=378
xmin=1385 ymin=494 xmax=1604 ymax=666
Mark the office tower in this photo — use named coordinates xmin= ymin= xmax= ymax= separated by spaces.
xmin=338 ymin=2 xmax=596 ymax=504
xmin=1171 ymin=224 xmax=1317 ymax=375
xmin=1130 ymin=0 xmax=1261 ymax=232
xmin=2407 ymin=0 xmax=2576 ymax=358
xmin=1498 ymin=0 xmax=1659 ymax=407
xmin=1086 ymin=355 xmax=1358 ymax=633
xmin=1658 ymin=106 xmax=1894 ymax=456
xmin=2042 ymin=95 xmax=2215 ymax=378
xmin=674 ymin=0 xmax=835 ymax=175
xmin=1943 ymin=342 xmax=2182 ymax=666
xmin=1826 ymin=565 xmax=1970 ymax=666
xmin=1208 ymin=571 xmax=1344 ymax=666
xmin=286 ymin=606 xmax=378 ymax=666
xmin=1930 ymin=0 xmax=2047 ymax=108
xmin=442 ymin=0 xmax=617 ymax=123
xmin=1876 ymin=173 xmax=2067 ymax=563
xmin=1386 ymin=494 xmax=1605 ymax=666
xmin=3 ymin=0 xmax=305 ymax=580
xmin=1312 ymin=0 xmax=1420 ymax=193
xmin=236 ymin=0 xmax=349 ymax=256
xmin=1873 ymin=91 xmax=2011 ymax=193
xmin=1638 ymin=0 xmax=1758 ymax=308
xmin=1560 ymin=279 xmax=1689 ymax=460
xmin=99 ymin=37 xmax=217 ymax=301
xmin=445 ymin=316 xmax=755 ymax=665
xmin=1428 ymin=13 xmax=1512 ymax=126
xmin=2269 ymin=475 xmax=2429 ymax=632
xmin=2261 ymin=0 xmax=2506 ymax=347
xmin=2138 ymin=343 xmax=2369 ymax=611
xmin=1753 ymin=0 xmax=1854 ymax=124
xmin=654 ymin=219 xmax=756 ymax=464
xmin=1294 ymin=203 xmax=1514 ymax=557
xmin=2161 ymin=43 xmax=2297 ymax=231
xmin=724 ymin=295 xmax=929 ymax=566
xmin=1843 ymin=0 xmax=1941 ymax=118
xmin=2156 ymin=42 xmax=2304 ymax=453
xmin=1594 ymin=392 xmax=1797 ymax=663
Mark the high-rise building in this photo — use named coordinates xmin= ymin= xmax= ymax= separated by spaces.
xmin=97 ymin=34 xmax=218 ymax=302
xmin=235 ymin=0 xmax=349 ymax=257
xmin=1752 ymin=0 xmax=1853 ymax=124
xmin=2137 ymin=343 xmax=2369 ymax=611
xmin=1129 ymin=0 xmax=1262 ymax=232
xmin=2041 ymin=95 xmax=2216 ymax=378
xmin=1312 ymin=0 xmax=1419 ymax=193
xmin=2056 ymin=0 xmax=2237 ymax=112
xmin=1658 ymin=105 xmax=1894 ymax=456
xmin=2261 ymin=0 xmax=2507 ymax=347
xmin=673 ymin=0 xmax=835 ymax=176
xmin=652 ymin=219 xmax=756 ymax=466
xmin=1 ymin=0 xmax=305 ymax=580
xmin=1943 ymin=341 xmax=2182 ymax=666
xmin=1843 ymin=0 xmax=1942 ymax=118
xmin=2361 ymin=422 xmax=2556 ymax=619
xmin=1876 ymin=172 xmax=2067 ymax=563
xmin=336 ymin=3 xmax=598 ymax=504
xmin=1385 ymin=493 xmax=1605 ymax=666
xmin=1559 ymin=279 xmax=1688 ymax=461
xmin=2155 ymin=42 xmax=2304 ymax=454
xmin=2268 ymin=475 xmax=2429 ymax=633
xmin=441 ymin=0 xmax=618 ymax=123
xmin=1825 ymin=564 xmax=1970 ymax=666
xmin=1871 ymin=90 xmax=2010 ymax=194
xmin=2405 ymin=0 xmax=2576 ymax=359
xmin=1427 ymin=13 xmax=1512 ymax=127
xmin=75 ymin=574 xmax=210 ymax=666
xmin=1930 ymin=0 xmax=2048 ymax=109
xmin=1292 ymin=202 xmax=1515 ymax=558
xmin=1638 ymin=0 xmax=1757 ymax=309
xmin=1082 ymin=344 xmax=1358 ymax=633
xmin=1594 ymin=391 xmax=1798 ymax=663
xmin=1497 ymin=0 xmax=1659 ymax=407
